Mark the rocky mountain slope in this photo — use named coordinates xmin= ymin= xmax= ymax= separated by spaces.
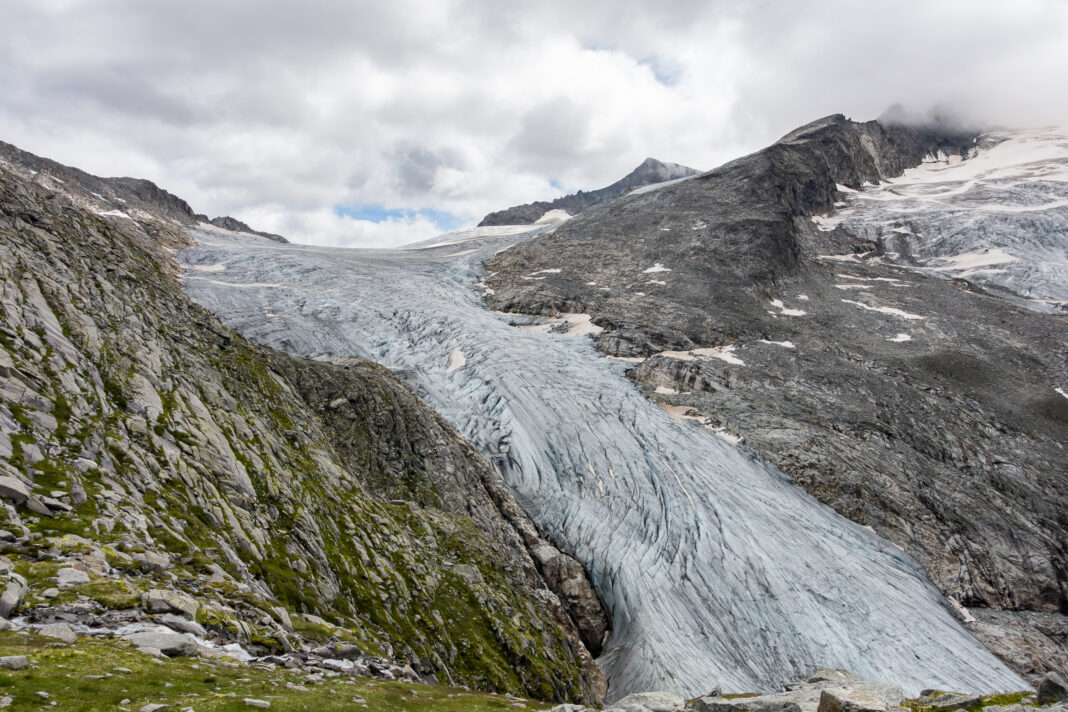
xmin=484 ymin=115 xmax=1068 ymax=680
xmin=0 ymin=159 xmax=605 ymax=703
xmin=478 ymin=157 xmax=700 ymax=226
xmin=0 ymin=140 xmax=287 ymax=244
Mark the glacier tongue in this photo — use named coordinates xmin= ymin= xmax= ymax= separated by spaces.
xmin=176 ymin=226 xmax=1026 ymax=699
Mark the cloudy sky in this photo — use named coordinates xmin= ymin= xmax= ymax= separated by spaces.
xmin=3 ymin=0 xmax=1067 ymax=247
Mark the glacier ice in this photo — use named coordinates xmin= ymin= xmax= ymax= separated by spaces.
xmin=826 ymin=127 xmax=1068 ymax=312
xmin=175 ymin=225 xmax=1026 ymax=699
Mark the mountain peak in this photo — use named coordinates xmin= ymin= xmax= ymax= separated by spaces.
xmin=478 ymin=157 xmax=701 ymax=226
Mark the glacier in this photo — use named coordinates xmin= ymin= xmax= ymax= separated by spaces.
xmin=174 ymin=217 xmax=1027 ymax=700
xmin=820 ymin=126 xmax=1068 ymax=312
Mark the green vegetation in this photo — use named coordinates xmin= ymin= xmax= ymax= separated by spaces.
xmin=0 ymin=631 xmax=551 ymax=711
xmin=903 ymin=691 xmax=1036 ymax=712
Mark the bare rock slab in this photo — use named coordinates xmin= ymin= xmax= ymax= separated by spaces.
xmin=612 ymin=692 xmax=685 ymax=711
xmin=37 ymin=622 xmax=76 ymax=644
xmin=125 ymin=631 xmax=198 ymax=657
xmin=142 ymin=589 xmax=198 ymax=618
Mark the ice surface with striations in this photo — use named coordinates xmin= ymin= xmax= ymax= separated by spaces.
xmin=176 ymin=223 xmax=1025 ymax=700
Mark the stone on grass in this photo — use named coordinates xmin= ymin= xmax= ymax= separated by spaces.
xmin=142 ymin=589 xmax=198 ymax=618
xmin=0 ymin=576 xmax=25 ymax=618
xmin=157 ymin=613 xmax=206 ymax=637
xmin=25 ymin=497 xmax=51 ymax=517
xmin=38 ymin=622 xmax=77 ymax=644
xmin=816 ymin=683 xmax=904 ymax=712
xmin=925 ymin=693 xmax=982 ymax=710
xmin=56 ymin=568 xmax=90 ymax=588
xmin=692 ymin=696 xmax=801 ymax=712
xmin=1038 ymin=672 xmax=1068 ymax=705
xmin=125 ymin=631 xmax=198 ymax=657
xmin=612 ymin=691 xmax=686 ymax=711
xmin=0 ymin=655 xmax=28 ymax=670
xmin=140 ymin=704 xmax=171 ymax=712
xmin=0 ymin=476 xmax=29 ymax=504
xmin=133 ymin=552 xmax=171 ymax=573
xmin=244 ymin=699 xmax=271 ymax=708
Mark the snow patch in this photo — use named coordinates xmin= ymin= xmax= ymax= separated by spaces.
xmin=446 ymin=348 xmax=466 ymax=373
xmin=708 ymin=427 xmax=742 ymax=444
xmin=535 ymin=209 xmax=572 ymax=224
xmin=629 ymin=175 xmax=696 ymax=196
xmin=655 ymin=386 xmax=679 ymax=395
xmin=663 ymin=344 xmax=745 ymax=366
xmin=642 ymin=263 xmax=672 ymax=274
xmin=842 ymin=299 xmax=925 ymax=320
xmin=769 ymin=299 xmax=806 ymax=316
xmin=187 ymin=263 xmax=226 ymax=273
xmin=925 ymin=249 xmax=1019 ymax=271
xmin=95 ymin=209 xmax=134 ymax=221
xmin=184 ymin=276 xmax=282 ymax=288
xmin=888 ymin=333 xmax=913 ymax=342
xmin=759 ymin=340 xmax=796 ymax=349
xmin=520 ymin=313 xmax=603 ymax=338
xmin=1055 ymin=387 xmax=1068 ymax=400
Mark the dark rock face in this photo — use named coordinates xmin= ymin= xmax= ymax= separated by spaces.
xmin=478 ymin=157 xmax=700 ymax=226
xmin=484 ymin=115 xmax=1068 ymax=678
xmin=207 ymin=216 xmax=288 ymax=243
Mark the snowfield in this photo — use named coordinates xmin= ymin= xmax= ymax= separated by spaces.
xmin=823 ymin=127 xmax=1068 ymax=312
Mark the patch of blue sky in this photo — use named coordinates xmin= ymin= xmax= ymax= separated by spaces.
xmin=334 ymin=204 xmax=464 ymax=231
xmin=639 ymin=55 xmax=683 ymax=86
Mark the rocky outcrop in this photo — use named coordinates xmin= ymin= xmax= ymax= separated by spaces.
xmin=206 ymin=216 xmax=288 ymax=243
xmin=483 ymin=115 xmax=1068 ymax=681
xmin=552 ymin=669 xmax=978 ymax=712
xmin=0 ymin=161 xmax=600 ymax=702
xmin=478 ymin=157 xmax=700 ymax=226
xmin=0 ymin=140 xmax=282 ymax=247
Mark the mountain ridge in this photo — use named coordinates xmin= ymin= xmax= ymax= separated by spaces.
xmin=0 ymin=139 xmax=287 ymax=244
xmin=477 ymin=157 xmax=701 ymax=226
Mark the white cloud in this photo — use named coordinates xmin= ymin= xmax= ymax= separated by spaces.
xmin=1 ymin=0 xmax=1066 ymax=247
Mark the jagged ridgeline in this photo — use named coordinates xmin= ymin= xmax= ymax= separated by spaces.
xmin=0 ymin=168 xmax=600 ymax=703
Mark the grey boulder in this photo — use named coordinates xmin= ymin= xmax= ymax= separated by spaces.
xmin=1038 ymin=671 xmax=1068 ymax=705
xmin=37 ymin=622 xmax=77 ymax=644
xmin=0 ymin=575 xmax=27 ymax=618
xmin=142 ymin=589 xmax=198 ymax=619
xmin=125 ymin=631 xmax=198 ymax=657
xmin=611 ymin=692 xmax=685 ymax=711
